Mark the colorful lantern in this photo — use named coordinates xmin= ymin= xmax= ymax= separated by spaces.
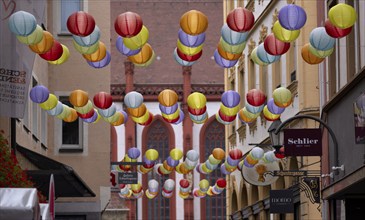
xmin=278 ymin=4 xmax=307 ymax=30
xmin=98 ymin=103 xmax=116 ymax=118
xmin=187 ymin=92 xmax=206 ymax=109
xmin=272 ymin=87 xmax=292 ymax=108
xmin=30 ymin=85 xmax=49 ymax=103
xmin=83 ymin=41 xmax=107 ymax=62
xmin=47 ymin=101 xmax=64 ymax=116
xmin=273 ymin=21 xmax=300 ymax=43
xmin=39 ymin=94 xmax=58 ymax=110
xmin=221 ymin=90 xmax=240 ymax=108
xmin=217 ymin=43 xmax=242 ymax=61
xmin=178 ymin=28 xmax=206 ymax=47
xmin=87 ymin=50 xmax=111 ymax=68
xmin=188 ymin=105 xmax=206 ymax=116
xmin=212 ymin=148 xmax=225 ymax=160
xmin=93 ymin=92 xmax=113 ymax=109
xmin=114 ymin=12 xmax=143 ymax=37
xmin=133 ymin=51 xmax=156 ymax=67
xmin=64 ymin=108 xmax=78 ymax=123
xmin=73 ymin=39 xmax=100 ymax=54
xmin=173 ymin=111 xmax=184 ymax=125
xmin=238 ymin=107 xmax=260 ymax=123
xmin=83 ymin=111 xmax=99 ymax=123
xmin=29 ymin=31 xmax=54 ymax=54
xmin=39 ymin=40 xmax=63 ymax=61
xmin=264 ymin=33 xmax=290 ymax=56
xmin=170 ymin=148 xmax=183 ymax=161
xmin=180 ymin=10 xmax=208 ymax=35
xmin=245 ymin=102 xmax=264 ymax=114
xmin=263 ymin=105 xmax=281 ymax=121
xmin=16 ymin=25 xmax=43 ymax=45
xmin=214 ymin=50 xmax=238 ymax=68
xmin=216 ymin=113 xmax=232 ymax=125
xmin=48 ymin=45 xmax=70 ymax=65
xmin=69 ymin=90 xmax=89 ymax=107
xmin=67 ymin=11 xmax=96 ymax=36
xmin=116 ymin=36 xmax=141 ymax=56
xmin=139 ymin=112 xmax=154 ymax=126
xmin=257 ymin=44 xmax=281 ymax=64
xmin=128 ymin=43 xmax=153 ymax=64
xmin=250 ymin=47 xmax=269 ymax=66
xmin=218 ymin=110 xmax=236 ymax=122
xmin=309 ymin=27 xmax=335 ymax=51
xmin=111 ymin=112 xmax=126 ymax=126
xmin=173 ymin=48 xmax=196 ymax=66
xmin=219 ymin=37 xmax=246 ymax=54
xmin=309 ymin=45 xmax=333 ymax=58
xmin=226 ymin=7 xmax=255 ymax=32
xmin=104 ymin=111 xmax=121 ymax=123
xmin=324 ymin=19 xmax=352 ymax=38
xmin=145 ymin=149 xmax=159 ymax=161
xmin=267 ymin=98 xmax=285 ymax=115
xmin=73 ymin=25 xmax=100 ymax=47
xmin=127 ymin=104 xmax=147 ymax=118
xmin=8 ymin=11 xmax=37 ymax=36
xmin=301 ymin=43 xmax=325 ymax=65
xmin=328 ymin=3 xmax=357 ymax=29
xmin=189 ymin=112 xmax=208 ymax=123
xmin=177 ymin=39 xmax=203 ymax=56
xmin=247 ymin=89 xmax=266 ymax=107
xmin=122 ymin=25 xmax=149 ymax=50
xmin=56 ymin=104 xmax=71 ymax=119
xmin=158 ymin=89 xmax=178 ymax=107
xmin=177 ymin=48 xmax=203 ymax=62
xmin=74 ymin=100 xmax=93 ymax=114
xmin=159 ymin=103 xmax=179 ymax=115
xmin=124 ymin=91 xmax=143 ymax=108
xmin=229 ymin=149 xmax=243 ymax=160
xmin=221 ymin=23 xmax=248 ymax=45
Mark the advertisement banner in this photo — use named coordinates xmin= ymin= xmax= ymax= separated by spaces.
xmin=284 ymin=128 xmax=322 ymax=156
xmin=0 ymin=0 xmax=45 ymax=118
xmin=270 ymin=189 xmax=294 ymax=213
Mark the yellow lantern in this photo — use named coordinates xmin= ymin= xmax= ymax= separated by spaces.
xmin=238 ymin=107 xmax=260 ymax=123
xmin=63 ymin=108 xmax=78 ymax=122
xmin=301 ymin=43 xmax=324 ymax=65
xmin=158 ymin=89 xmax=179 ymax=107
xmin=220 ymin=103 xmax=240 ymax=116
xmin=123 ymin=25 xmax=149 ymax=50
xmin=180 ymin=10 xmax=208 ymax=35
xmin=273 ymin=21 xmax=300 ymax=43
xmin=29 ymin=31 xmax=54 ymax=54
xmin=145 ymin=149 xmax=159 ymax=161
xmin=127 ymin=104 xmax=147 ymax=118
xmin=128 ymin=43 xmax=153 ymax=64
xmin=162 ymin=109 xmax=180 ymax=120
xmin=177 ymin=39 xmax=203 ymax=56
xmin=272 ymin=87 xmax=292 ymax=108
xmin=48 ymin=45 xmax=70 ymax=65
xmin=219 ymin=37 xmax=246 ymax=54
xmin=133 ymin=50 xmax=156 ymax=67
xmin=131 ymin=110 xmax=150 ymax=124
xmin=16 ymin=25 xmax=43 ymax=45
xmin=74 ymin=100 xmax=93 ymax=114
xmin=199 ymin=179 xmax=209 ymax=190
xmin=262 ymin=105 xmax=281 ymax=121
xmin=308 ymin=44 xmax=334 ymax=58
xmin=56 ymin=104 xmax=71 ymax=120
xmin=217 ymin=43 xmax=242 ymax=61
xmin=39 ymin=94 xmax=58 ymax=110
xmin=73 ymin=39 xmax=99 ymax=54
xmin=82 ymin=41 xmax=107 ymax=62
xmin=187 ymin=92 xmax=206 ymax=109
xmin=170 ymin=148 xmax=183 ymax=160
xmin=250 ymin=47 xmax=268 ymax=66
xmin=69 ymin=90 xmax=89 ymax=107
xmin=104 ymin=112 xmax=120 ymax=123
xmin=328 ymin=3 xmax=357 ymax=29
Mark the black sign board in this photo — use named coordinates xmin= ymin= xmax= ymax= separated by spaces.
xmin=301 ymin=177 xmax=320 ymax=204
xmin=118 ymin=172 xmax=138 ymax=184
xmin=273 ymin=170 xmax=308 ymax=176
xmin=270 ymin=190 xmax=294 ymax=213
xmin=284 ymin=128 xmax=322 ymax=156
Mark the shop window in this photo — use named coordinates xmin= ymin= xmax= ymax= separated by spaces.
xmin=56 ymin=0 xmax=83 ymax=34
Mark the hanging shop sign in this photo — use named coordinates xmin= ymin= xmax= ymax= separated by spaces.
xmin=284 ymin=128 xmax=322 ymax=156
xmin=270 ymin=189 xmax=294 ymax=213
xmin=300 ymin=177 xmax=320 ymax=204
xmin=118 ymin=172 xmax=138 ymax=184
xmin=273 ymin=170 xmax=308 ymax=176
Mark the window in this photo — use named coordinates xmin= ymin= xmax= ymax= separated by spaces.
xmin=146 ymin=119 xmax=171 ymax=220
xmin=259 ymin=66 xmax=268 ymax=95
xmin=286 ymin=42 xmax=296 ymax=86
xmin=238 ymin=66 xmax=245 ymax=108
xmin=59 ymin=0 xmax=83 ymax=34
xmin=272 ymin=60 xmax=282 ymax=90
xmin=201 ymin=120 xmax=226 ymax=220
xmin=248 ymin=58 xmax=256 ymax=90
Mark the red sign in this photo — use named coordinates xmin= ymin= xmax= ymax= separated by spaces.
xmin=284 ymin=129 xmax=322 ymax=156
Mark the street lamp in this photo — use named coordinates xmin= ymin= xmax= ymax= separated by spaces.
xmin=268 ymin=119 xmax=285 ymax=158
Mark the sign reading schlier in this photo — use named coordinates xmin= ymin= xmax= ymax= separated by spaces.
xmin=284 ymin=128 xmax=322 ymax=156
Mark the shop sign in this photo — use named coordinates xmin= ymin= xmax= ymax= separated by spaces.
xmin=284 ymin=128 xmax=322 ymax=156
xmin=270 ymin=190 xmax=294 ymax=213
xmin=118 ymin=172 xmax=138 ymax=184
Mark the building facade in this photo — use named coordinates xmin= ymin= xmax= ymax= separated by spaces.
xmin=224 ymin=1 xmax=322 ymax=220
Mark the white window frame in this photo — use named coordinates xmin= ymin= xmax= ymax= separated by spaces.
xmin=53 ymin=0 xmax=85 ymax=35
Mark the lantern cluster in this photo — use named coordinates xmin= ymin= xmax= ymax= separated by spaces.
xmin=69 ymin=89 xmax=99 ymax=124
xmin=207 ymin=178 xmax=227 ymax=197
xmin=263 ymin=87 xmax=292 ymax=121
xmin=243 ymin=147 xmax=264 ymax=168
xmin=220 ymin=148 xmax=243 ymax=175
xmin=158 ymin=89 xmax=183 ymax=124
xmin=124 ymin=91 xmax=154 ymax=126
xmin=137 ymin=149 xmax=159 ymax=174
xmin=238 ymin=89 xmax=265 ymax=124
xmin=94 ymin=91 xmax=127 ymax=126
xmin=175 ymin=149 xmax=199 ymax=175
xmin=179 ymin=179 xmax=192 ymax=199
xmin=187 ymin=92 xmax=208 ymax=124
xmin=197 ymin=148 xmax=225 ymax=175
xmin=116 ymin=147 xmax=140 ymax=172
xmin=155 ymin=148 xmax=183 ymax=175
xmin=162 ymin=179 xmax=175 ymax=198
xmin=214 ymin=7 xmax=254 ymax=68
xmin=301 ymin=3 xmax=356 ymax=65
xmin=174 ymin=10 xmax=208 ymax=66
xmin=216 ymin=90 xmax=240 ymax=125
xmin=193 ymin=179 xmax=209 ymax=198
xmin=9 ymin=11 xmax=70 ymax=65
xmin=145 ymin=179 xmax=159 ymax=199
xmin=115 ymin=12 xmax=155 ymax=67
xmin=67 ymin=11 xmax=110 ymax=68
xmin=119 ymin=184 xmax=133 ymax=199
xmin=241 ymin=148 xmax=280 ymax=175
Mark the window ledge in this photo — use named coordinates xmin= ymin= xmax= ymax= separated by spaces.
xmin=59 ymin=148 xmax=83 ymax=153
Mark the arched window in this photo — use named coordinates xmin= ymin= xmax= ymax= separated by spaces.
xmin=200 ymin=117 xmax=226 ymax=220
xmin=142 ymin=117 xmax=176 ymax=220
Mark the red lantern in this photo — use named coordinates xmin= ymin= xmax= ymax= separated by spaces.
xmin=216 ymin=178 xmax=227 ymax=188
xmin=77 ymin=108 xmax=95 ymax=119
xmin=39 ymin=40 xmax=63 ymax=61
xmin=188 ymin=105 xmax=206 ymax=115
xmin=139 ymin=112 xmax=154 ymax=126
xmin=218 ymin=109 xmax=236 ymax=122
xmin=180 ymin=179 xmax=190 ymax=188
xmin=67 ymin=11 xmax=96 ymax=36
xmin=264 ymin=33 xmax=290 ymax=55
xmin=163 ymin=115 xmax=180 ymax=123
xmin=176 ymin=48 xmax=202 ymax=62
xmin=324 ymin=19 xmax=352 ymax=38
xmin=93 ymin=92 xmax=113 ymax=109
xmin=114 ymin=12 xmax=143 ymax=37
xmin=246 ymin=89 xmax=266 ymax=107
xmin=229 ymin=149 xmax=243 ymax=160
xmin=226 ymin=7 xmax=255 ymax=32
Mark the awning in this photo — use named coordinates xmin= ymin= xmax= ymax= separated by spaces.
xmin=16 ymin=144 xmax=95 ymax=198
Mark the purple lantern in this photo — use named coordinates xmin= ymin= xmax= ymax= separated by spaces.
xmin=178 ymin=29 xmax=206 ymax=47
xmin=30 ymin=85 xmax=50 ymax=103
xmin=128 ymin=147 xmax=141 ymax=159
xmin=120 ymin=110 xmax=128 ymax=123
xmin=116 ymin=36 xmax=141 ymax=56
xmin=166 ymin=156 xmax=180 ymax=167
xmin=214 ymin=50 xmax=238 ymax=68
xmin=267 ymin=98 xmax=285 ymax=114
xmin=278 ymin=4 xmax=307 ymax=30
xmin=221 ymin=90 xmax=240 ymax=108
xmin=226 ymin=156 xmax=240 ymax=167
xmin=83 ymin=110 xmax=99 ymax=123
xmin=159 ymin=103 xmax=179 ymax=115
xmin=220 ymin=164 xmax=231 ymax=175
xmin=87 ymin=50 xmax=111 ymax=68
xmin=173 ymin=111 xmax=184 ymax=125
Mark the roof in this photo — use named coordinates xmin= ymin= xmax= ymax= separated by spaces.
xmin=16 ymin=144 xmax=96 ymax=198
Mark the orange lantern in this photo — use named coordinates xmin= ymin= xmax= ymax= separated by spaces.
xmin=111 ymin=112 xmax=125 ymax=126
xmin=158 ymin=89 xmax=178 ymax=107
xmin=29 ymin=31 xmax=54 ymax=54
xmin=63 ymin=108 xmax=78 ymax=122
xmin=127 ymin=104 xmax=147 ymax=118
xmin=127 ymin=43 xmax=153 ymax=64
xmin=69 ymin=90 xmax=89 ymax=107
xmin=212 ymin=148 xmax=225 ymax=160
xmin=217 ymin=43 xmax=242 ymax=60
xmin=180 ymin=10 xmax=208 ymax=35
xmin=301 ymin=43 xmax=324 ymax=65
xmin=82 ymin=41 xmax=107 ymax=62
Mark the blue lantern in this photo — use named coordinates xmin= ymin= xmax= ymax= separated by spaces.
xmin=73 ymin=25 xmax=100 ymax=47
xmin=309 ymin=27 xmax=336 ymax=51
xmin=257 ymin=44 xmax=281 ymax=64
xmin=8 ymin=11 xmax=37 ymax=36
xmin=221 ymin=23 xmax=249 ymax=45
